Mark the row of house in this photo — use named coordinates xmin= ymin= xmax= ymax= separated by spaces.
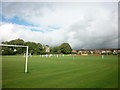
xmin=40 ymin=45 xmax=120 ymax=55
xmin=72 ymin=49 xmax=120 ymax=55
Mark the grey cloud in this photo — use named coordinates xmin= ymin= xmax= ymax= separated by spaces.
xmin=0 ymin=2 xmax=118 ymax=49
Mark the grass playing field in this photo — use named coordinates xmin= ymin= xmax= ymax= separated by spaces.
xmin=2 ymin=55 xmax=118 ymax=88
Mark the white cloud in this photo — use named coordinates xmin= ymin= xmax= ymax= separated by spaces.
xmin=0 ymin=2 xmax=118 ymax=49
xmin=0 ymin=22 xmax=66 ymax=46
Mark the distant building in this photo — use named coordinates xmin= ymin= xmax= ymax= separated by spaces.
xmin=101 ymin=50 xmax=106 ymax=53
xmin=14 ymin=49 xmax=17 ymax=52
xmin=113 ymin=50 xmax=118 ymax=54
xmin=78 ymin=51 xmax=82 ymax=54
xmin=78 ymin=49 xmax=87 ymax=54
xmin=43 ymin=45 xmax=50 ymax=52
xmin=90 ymin=50 xmax=94 ymax=54
xmin=76 ymin=48 xmax=119 ymax=55
xmin=72 ymin=50 xmax=77 ymax=53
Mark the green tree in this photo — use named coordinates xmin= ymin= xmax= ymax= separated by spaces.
xmin=50 ymin=46 xmax=61 ymax=54
xmin=25 ymin=42 xmax=44 ymax=55
xmin=10 ymin=39 xmax=25 ymax=54
xmin=8 ymin=38 xmax=25 ymax=45
xmin=1 ymin=39 xmax=72 ymax=55
xmin=35 ymin=43 xmax=44 ymax=55
xmin=2 ymin=47 xmax=14 ymax=55
xmin=59 ymin=43 xmax=72 ymax=54
xmin=2 ymin=39 xmax=25 ymax=55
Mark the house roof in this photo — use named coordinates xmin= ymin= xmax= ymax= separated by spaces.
xmin=72 ymin=50 xmax=77 ymax=52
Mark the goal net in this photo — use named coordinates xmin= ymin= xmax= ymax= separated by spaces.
xmin=0 ymin=44 xmax=29 ymax=73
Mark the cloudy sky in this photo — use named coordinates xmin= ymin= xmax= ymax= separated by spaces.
xmin=0 ymin=1 xmax=118 ymax=49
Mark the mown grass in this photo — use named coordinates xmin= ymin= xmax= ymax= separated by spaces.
xmin=2 ymin=55 xmax=118 ymax=88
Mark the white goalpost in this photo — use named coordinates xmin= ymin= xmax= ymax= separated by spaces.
xmin=0 ymin=44 xmax=29 ymax=73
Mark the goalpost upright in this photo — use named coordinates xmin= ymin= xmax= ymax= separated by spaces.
xmin=0 ymin=44 xmax=29 ymax=73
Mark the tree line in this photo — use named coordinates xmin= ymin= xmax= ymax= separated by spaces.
xmin=1 ymin=39 xmax=72 ymax=55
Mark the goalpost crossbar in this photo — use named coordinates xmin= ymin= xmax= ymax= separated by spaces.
xmin=0 ymin=44 xmax=29 ymax=73
xmin=0 ymin=44 xmax=27 ymax=47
